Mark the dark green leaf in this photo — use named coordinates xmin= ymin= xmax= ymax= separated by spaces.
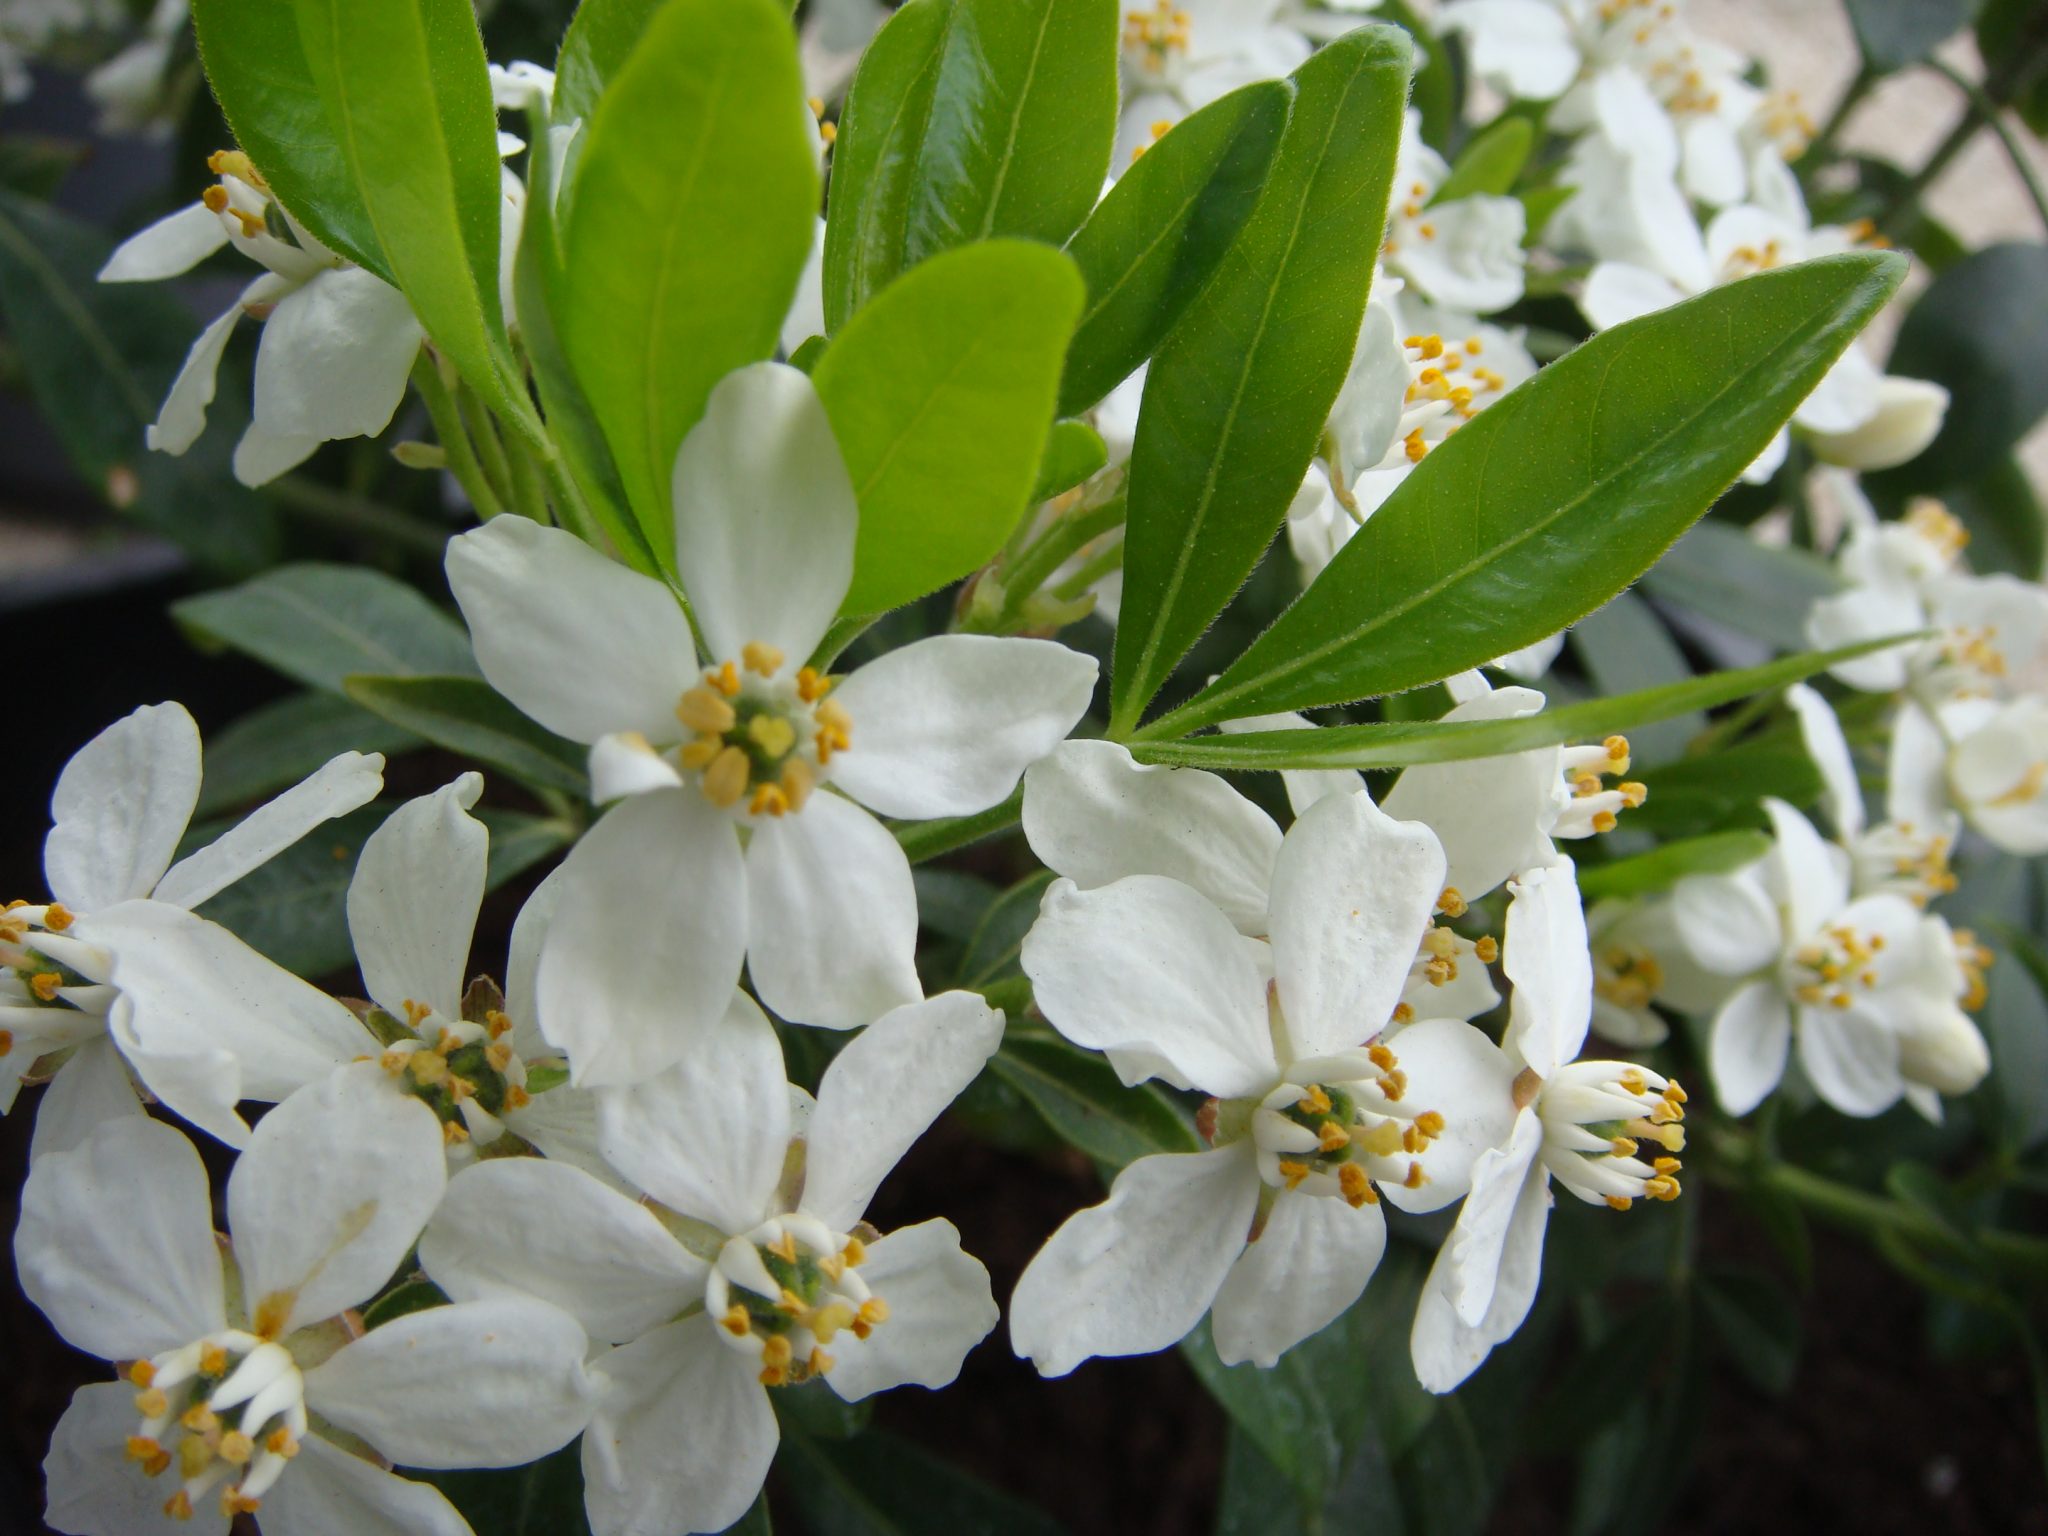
xmin=821 ymin=0 xmax=1118 ymax=332
xmin=423 ymin=1443 xmax=591 ymax=1536
xmin=360 ymin=1274 xmax=449 ymax=1329
xmin=1130 ymin=638 xmax=1910 ymax=772
xmin=1569 ymin=589 xmax=1705 ymax=762
xmin=1845 ymin=0 xmax=1976 ymax=71
xmin=1938 ymin=452 xmax=2045 ymax=580
xmin=988 ymin=1030 xmax=1197 ymax=1165
xmin=1576 ymin=830 xmax=1773 ymax=900
xmin=1055 ymin=79 xmax=1291 ymax=417
xmin=561 ymin=0 xmax=818 ymax=564
xmin=1624 ymin=743 xmax=1821 ymax=837
xmin=1030 ymin=420 xmax=1108 ymax=504
xmin=1639 ymin=520 xmax=1839 ymax=654
xmin=1157 ymin=253 xmax=1906 ymax=732
xmin=1429 ymin=115 xmax=1532 ymax=204
xmin=773 ymin=1378 xmax=873 ymax=1440
xmin=173 ymin=563 xmax=478 ymax=694
xmin=193 ymin=0 xmax=386 ymax=276
xmin=1111 ymin=26 xmax=1412 ymax=734
xmin=957 ymin=870 xmax=1054 ymax=988
xmin=1697 ymin=1267 xmax=1801 ymax=1396
xmin=777 ymin=1425 xmax=1068 ymax=1536
xmin=890 ymin=789 xmax=1025 ymax=862
xmin=197 ymin=692 xmax=420 ymax=819
xmin=913 ymin=868 xmax=1003 ymax=944
xmin=343 ymin=674 xmax=591 ymax=796
xmin=720 ymin=1494 xmax=772 ymax=1536
xmin=1983 ymin=930 xmax=2048 ymax=1153
xmin=553 ymin=0 xmax=664 ymax=125
xmin=813 ymin=240 xmax=1084 ymax=614
xmin=1378 ymin=0 xmax=1456 ymax=150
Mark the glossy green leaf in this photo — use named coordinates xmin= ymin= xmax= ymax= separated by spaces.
xmin=197 ymin=692 xmax=419 ymax=819
xmin=1639 ymin=519 xmax=1839 ymax=654
xmin=561 ymin=0 xmax=817 ymax=564
xmin=1156 ymin=252 xmax=1906 ymax=733
xmin=821 ymin=0 xmax=1118 ymax=332
xmin=1030 ymin=420 xmax=1108 ymax=504
xmin=1845 ymin=0 xmax=1974 ymax=70
xmin=957 ymin=870 xmax=1054 ymax=988
xmin=1624 ymin=743 xmax=1821 ymax=837
xmin=553 ymin=0 xmax=664 ymax=125
xmin=343 ymin=674 xmax=591 ymax=796
xmin=1055 ymin=78 xmax=1291 ymax=417
xmin=1130 ymin=638 xmax=1907 ymax=772
xmin=777 ymin=1425 xmax=1064 ymax=1536
xmin=1569 ymin=588 xmax=1703 ymax=762
xmin=812 ymin=240 xmax=1084 ymax=614
xmin=988 ymin=1030 xmax=1197 ymax=1166
xmin=1429 ymin=115 xmax=1532 ymax=204
xmin=1576 ymin=830 xmax=1773 ymax=901
xmin=173 ymin=563 xmax=479 ymax=694
xmin=1110 ymin=26 xmax=1412 ymax=735
xmin=292 ymin=0 xmax=525 ymax=426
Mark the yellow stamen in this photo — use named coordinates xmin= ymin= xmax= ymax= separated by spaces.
xmin=742 ymin=641 xmax=785 ymax=677
xmin=29 ymin=972 xmax=61 ymax=1002
xmin=1337 ymin=1163 xmax=1375 ymax=1207
xmin=702 ymin=746 xmax=750 ymax=808
xmin=677 ymin=686 xmax=737 ymax=734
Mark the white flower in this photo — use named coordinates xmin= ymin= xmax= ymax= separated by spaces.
xmin=3 ymin=701 xmax=383 ymax=1149
xmin=1115 ymin=0 xmax=1309 ymax=169
xmin=1674 ymin=798 xmax=1969 ymax=1118
xmin=1807 ymin=376 xmax=1951 ymax=472
xmin=99 ymin=154 xmax=424 ymax=487
xmin=1895 ymin=695 xmax=2048 ymax=858
xmin=1435 ymin=0 xmax=1580 ymax=104
xmin=1586 ymin=895 xmax=1732 ymax=1048
xmin=418 ymin=989 xmax=1002 ymax=1536
xmin=1409 ymin=858 xmax=1690 ymax=1393
xmin=1011 ymin=789 xmax=1507 ymax=1372
xmin=1380 ymin=113 xmax=1527 ymax=314
xmin=82 ymin=0 xmax=188 ymax=138
xmin=447 ymin=362 xmax=1095 ymax=1067
xmin=17 ymin=1069 xmax=594 ymax=1535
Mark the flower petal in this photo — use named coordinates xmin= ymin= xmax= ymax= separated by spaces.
xmin=1797 ymin=1003 xmax=1902 ymax=1118
xmin=152 ymin=751 xmax=386 ymax=911
xmin=671 ymin=360 xmax=855 ymax=665
xmin=596 ymin=990 xmax=786 ymax=1234
xmin=1379 ymin=1018 xmax=1520 ymax=1215
xmin=45 ymin=701 xmax=202 ymax=912
xmin=745 ymin=793 xmax=922 ymax=1030
xmin=305 ymin=1297 xmax=594 ymax=1468
xmin=582 ymin=1321 xmax=777 ymax=1536
xmin=27 ymin=1038 xmax=143 ymax=1165
xmin=16 ymin=1116 xmax=224 ymax=1360
xmin=1021 ymin=740 xmax=1282 ymax=936
xmin=1671 ymin=866 xmax=1781 ymax=977
xmin=1440 ymin=1107 xmax=1543 ymax=1329
xmin=1499 ymin=858 xmax=1592 ymax=1077
xmin=504 ymin=863 xmax=566 ymax=1041
xmin=446 ymin=516 xmax=698 ymax=746
xmin=1785 ymin=683 xmax=1864 ymax=841
xmin=228 ymin=1064 xmax=448 ymax=1334
xmin=1210 ymin=1189 xmax=1385 ymax=1368
xmin=588 ymin=731 xmax=687 ymax=804
xmin=801 ymin=991 xmax=1004 ymax=1229
xmin=230 ymin=422 xmax=322 ymax=487
xmin=1709 ymin=978 xmax=1793 ymax=1116
xmin=99 ymin=201 xmax=229 ymax=281
xmin=1381 ymin=686 xmax=1561 ymax=900
xmin=144 ymin=281 xmax=268 ymax=456
xmin=827 ymin=635 xmax=1097 ymax=819
xmin=826 ymin=1218 xmax=999 ymax=1400
xmin=1270 ymin=788 xmax=1446 ymax=1061
xmin=536 ymin=789 xmax=746 ymax=1086
xmin=1764 ymin=796 xmax=1849 ymax=940
xmin=346 ymin=775 xmax=487 ymax=1021
xmin=421 ymin=1159 xmax=703 ymax=1343
xmin=44 ymin=1383 xmax=231 ymax=1536
xmin=258 ymin=1433 xmax=472 ymax=1536
xmin=1020 ymin=876 xmax=1276 ymax=1097
xmin=1008 ymin=1144 xmax=1258 ymax=1377
xmin=252 ymin=267 xmax=422 ymax=442
xmin=1410 ymin=1148 xmax=1551 ymax=1394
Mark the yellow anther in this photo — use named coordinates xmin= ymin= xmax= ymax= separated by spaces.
xmin=164 ymin=1489 xmax=194 ymax=1521
xmin=1316 ymin=1120 xmax=1351 ymax=1153
xmin=485 ymin=1009 xmax=512 ymax=1039
xmin=442 ymin=1119 xmax=470 ymax=1145
xmin=776 ymin=1287 xmax=807 ymax=1316
xmin=1604 ymin=735 xmax=1631 ymax=767
xmin=1611 ymin=1135 xmax=1639 ymax=1157
xmin=1403 ymin=1161 xmax=1425 ymax=1189
xmin=706 ymin=660 xmax=741 ymax=697
xmin=178 ymin=1434 xmax=214 ymax=1479
xmin=1380 ymin=1069 xmax=1407 ymax=1102
xmin=1606 ymin=1194 xmax=1633 ymax=1212
xmin=680 ymin=738 xmax=722 ymax=770
xmin=408 ymin=1050 xmax=448 ymax=1086
xmin=218 ymin=1430 xmax=254 ymax=1466
xmin=721 ymin=1305 xmax=752 ymax=1337
xmin=1464 ymin=335 xmax=1483 ymax=355
xmin=842 ymin=1235 xmax=866 ymax=1267
xmin=202 ymin=184 xmax=230 ymax=214
xmin=1618 ymin=1068 xmax=1647 ymax=1094
xmin=42 ymin=903 xmax=73 ymax=932
xmin=135 ymin=1387 xmax=170 ymax=1419
xmin=1297 ymin=1084 xmax=1332 ymax=1115
xmin=807 ymin=96 xmax=825 ymax=116
xmin=446 ymin=1074 xmax=477 ymax=1103
xmin=1436 ymin=886 xmax=1468 ymax=918
xmin=1591 ymin=810 xmax=1618 ymax=833
xmin=1414 ymin=1110 xmax=1446 ymax=1138
xmin=1391 ymin=1002 xmax=1414 ymax=1023
xmin=264 ymin=1428 xmax=299 ymax=1458
xmin=1618 ymin=781 xmax=1648 ymax=807
xmin=1665 ymin=1082 xmax=1687 ymax=1104
xmin=1474 ymin=935 xmax=1499 ymax=964
xmin=768 ymin=1230 xmax=800 ymax=1264
xmin=859 ymin=1297 xmax=890 ymax=1327
xmin=1150 ymin=119 xmax=1172 ymax=140
xmin=180 ymin=1403 xmax=218 ymax=1433
xmin=223 ymin=1489 xmax=263 ymax=1517
xmin=677 ymin=686 xmax=737 ymax=735
xmin=1403 ymin=429 xmax=1428 ymax=463
xmin=809 ymin=1301 xmax=856 ymax=1342
xmin=481 ymin=1042 xmax=512 ymax=1073
xmin=796 ymin=667 xmax=832 ymax=703
xmin=742 ymin=641 xmax=785 ymax=677
xmin=702 ymin=746 xmax=750 ymax=808
xmin=1277 ymin=1158 xmax=1311 ymax=1190
xmin=128 ymin=1360 xmax=157 ymax=1388
xmin=1646 ymin=1175 xmax=1682 ymax=1202
xmin=747 ymin=713 xmax=797 ymax=760
xmin=761 ymin=1335 xmax=793 ymax=1371
xmin=379 ymin=1048 xmax=408 ymax=1075
xmin=1367 ymin=1042 xmax=1397 ymax=1071
xmin=504 ymin=1082 xmax=532 ymax=1110
xmin=199 ymin=1342 xmax=229 ymax=1376
xmin=1653 ymin=1156 xmax=1681 ymax=1174
xmin=29 ymin=972 xmax=60 ymax=1002
xmin=127 ymin=1436 xmax=170 ymax=1474
xmin=1338 ymin=1163 xmax=1375 ymax=1208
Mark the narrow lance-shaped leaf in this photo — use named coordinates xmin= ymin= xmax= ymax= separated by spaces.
xmin=1129 ymin=637 xmax=1914 ymax=772
xmin=1056 ymin=78 xmax=1292 ymax=418
xmin=552 ymin=0 xmax=665 ymax=125
xmin=812 ymin=240 xmax=1084 ymax=616
xmin=822 ymin=0 xmax=1119 ymax=332
xmin=1108 ymin=25 xmax=1413 ymax=736
xmin=561 ymin=0 xmax=818 ymax=566
xmin=1428 ymin=114 xmax=1532 ymax=204
xmin=344 ymin=674 xmax=591 ymax=798
xmin=1154 ymin=251 xmax=1907 ymax=734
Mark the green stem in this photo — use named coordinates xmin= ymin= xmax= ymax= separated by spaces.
xmin=265 ymin=476 xmax=448 ymax=558
xmin=411 ymin=355 xmax=505 ymax=519
xmin=1927 ymin=57 xmax=2048 ymax=238
xmin=811 ymin=613 xmax=879 ymax=673
xmin=890 ymin=790 xmax=1023 ymax=863
xmin=502 ymin=427 xmax=554 ymax=527
xmin=457 ymin=380 xmax=519 ymax=516
xmin=1051 ymin=534 xmax=1126 ymax=601
xmin=1747 ymin=1158 xmax=2048 ymax=1275
xmin=1797 ymin=62 xmax=1875 ymax=176
xmin=1879 ymin=108 xmax=1981 ymax=240
xmin=991 ymin=494 xmax=1127 ymax=629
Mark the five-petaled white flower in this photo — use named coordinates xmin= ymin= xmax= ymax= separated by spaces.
xmin=17 ymin=1068 xmax=594 ymax=1536
xmin=1114 ymin=0 xmax=1309 ymax=167
xmin=447 ymin=361 xmax=1095 ymax=1070
xmin=1379 ymin=113 xmax=1527 ymax=314
xmin=417 ymin=988 xmax=1003 ymax=1536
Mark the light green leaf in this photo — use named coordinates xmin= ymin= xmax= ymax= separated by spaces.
xmin=1129 ymin=639 xmax=1908 ymax=773
xmin=1638 ymin=519 xmax=1838 ymax=654
xmin=1055 ymin=78 xmax=1291 ymax=417
xmin=343 ymin=674 xmax=591 ymax=796
xmin=561 ymin=0 xmax=817 ymax=565
xmin=1030 ymin=420 xmax=1108 ymax=504
xmin=821 ymin=0 xmax=1118 ymax=333
xmin=1428 ymin=114 xmax=1532 ymax=204
xmin=173 ymin=563 xmax=479 ymax=694
xmin=197 ymin=693 xmax=419 ymax=820
xmin=813 ymin=240 xmax=1084 ymax=615
xmin=553 ymin=0 xmax=664 ymax=126
xmin=193 ymin=0 xmax=386 ymax=276
xmin=1110 ymin=26 xmax=1413 ymax=735
xmin=1155 ymin=252 xmax=1906 ymax=733
xmin=1576 ymin=830 xmax=1774 ymax=901
xmin=988 ymin=1030 xmax=1198 ymax=1166
xmin=292 ymin=0 xmax=525 ymax=427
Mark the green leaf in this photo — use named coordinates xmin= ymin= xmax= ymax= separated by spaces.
xmin=424 ymin=1443 xmax=591 ymax=1536
xmin=0 ymin=190 xmax=281 ymax=575
xmin=561 ymin=0 xmax=817 ymax=564
xmin=1941 ymin=453 xmax=2046 ymax=580
xmin=553 ymin=0 xmax=664 ymax=125
xmin=1128 ymin=639 xmax=1909 ymax=772
xmin=1378 ymin=0 xmax=1457 ymax=150
xmin=777 ymin=1424 xmax=1066 ymax=1536
xmin=988 ymin=1030 xmax=1197 ymax=1165
xmin=1054 ymin=78 xmax=1291 ymax=417
xmin=1111 ymin=26 xmax=1413 ymax=735
xmin=1624 ymin=743 xmax=1820 ymax=838
xmin=1569 ymin=589 xmax=1704 ymax=763
xmin=343 ymin=674 xmax=591 ymax=796
xmin=1030 ymin=420 xmax=1108 ymax=504
xmin=1639 ymin=520 xmax=1839 ymax=655
xmin=292 ymin=0 xmax=524 ymax=426
xmin=1985 ymin=928 xmax=2048 ymax=1153
xmin=1428 ymin=115 xmax=1532 ymax=204
xmin=173 ymin=563 xmax=479 ymax=694
xmin=813 ymin=240 xmax=1084 ymax=615
xmin=1576 ymin=831 xmax=1773 ymax=901
xmin=1155 ymin=252 xmax=1906 ymax=733
xmin=957 ymin=870 xmax=1054 ymax=988
xmin=193 ymin=0 xmax=386 ymax=276
xmin=197 ymin=692 xmax=420 ymax=820
xmin=360 ymin=1274 xmax=449 ymax=1329
xmin=1696 ymin=1267 xmax=1801 ymax=1396
xmin=1845 ymin=0 xmax=1975 ymax=70
xmin=821 ymin=0 xmax=1119 ymax=333
xmin=1870 ymin=243 xmax=2048 ymax=495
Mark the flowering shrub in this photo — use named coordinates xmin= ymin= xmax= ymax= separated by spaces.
xmin=3 ymin=0 xmax=2047 ymax=1531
